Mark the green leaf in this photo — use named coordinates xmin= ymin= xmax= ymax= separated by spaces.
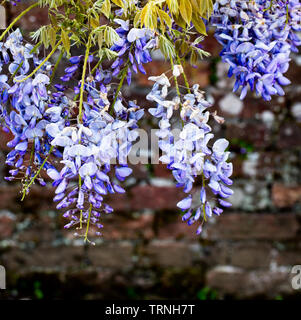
xmin=198 ymin=0 xmax=213 ymax=19
xmin=134 ymin=10 xmax=142 ymax=27
xmin=192 ymin=14 xmax=207 ymax=35
xmin=172 ymin=29 xmax=183 ymax=38
xmin=158 ymin=9 xmax=172 ymax=30
xmin=159 ymin=35 xmax=175 ymax=59
xmin=41 ymin=27 xmax=50 ymax=49
xmin=174 ymin=14 xmax=187 ymax=29
xmin=49 ymin=26 xmax=57 ymax=49
xmin=180 ymin=0 xmax=192 ymax=25
xmin=166 ymin=0 xmax=178 ymax=14
xmin=101 ymin=0 xmax=111 ymax=19
xmin=141 ymin=2 xmax=158 ymax=30
xmin=103 ymin=48 xmax=119 ymax=60
xmin=190 ymin=49 xmax=198 ymax=65
xmin=90 ymin=14 xmax=100 ymax=29
xmin=111 ymin=0 xmax=124 ymax=8
xmin=97 ymin=31 xmax=104 ymax=48
xmin=61 ymin=30 xmax=70 ymax=55
xmin=104 ymin=26 xmax=120 ymax=46
xmin=195 ymin=47 xmax=211 ymax=59
xmin=179 ymin=40 xmax=189 ymax=57
xmin=49 ymin=14 xmax=58 ymax=28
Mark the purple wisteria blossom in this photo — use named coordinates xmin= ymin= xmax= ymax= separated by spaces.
xmin=0 ymin=29 xmax=55 ymax=187
xmin=45 ymin=66 xmax=143 ymax=241
xmin=111 ymin=19 xmax=156 ymax=84
xmin=212 ymin=0 xmax=301 ymax=100
xmin=147 ymin=72 xmax=233 ymax=234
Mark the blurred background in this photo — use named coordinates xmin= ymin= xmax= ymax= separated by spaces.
xmin=0 ymin=1 xmax=301 ymax=300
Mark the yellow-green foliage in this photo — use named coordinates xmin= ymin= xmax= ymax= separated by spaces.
xmin=30 ymin=1 xmax=213 ymax=62
xmin=138 ymin=0 xmax=213 ymax=34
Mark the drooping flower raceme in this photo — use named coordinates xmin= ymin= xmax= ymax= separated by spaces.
xmin=45 ymin=62 xmax=144 ymax=241
xmin=212 ymin=0 xmax=301 ymax=100
xmin=147 ymin=73 xmax=233 ymax=234
xmin=0 ymin=29 xmax=55 ymax=189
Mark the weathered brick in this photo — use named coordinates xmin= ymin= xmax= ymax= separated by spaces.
xmin=206 ymin=266 xmax=294 ymax=298
xmin=10 ymin=2 xmax=49 ymax=30
xmin=245 ymin=151 xmax=301 ymax=182
xmin=214 ymin=93 xmax=244 ymax=117
xmin=226 ymin=122 xmax=271 ymax=149
xmin=0 ymin=210 xmax=16 ymax=240
xmin=1 ymin=246 xmax=84 ymax=271
xmin=277 ymin=121 xmax=301 ymax=149
xmin=183 ymin=62 xmax=211 ymax=89
xmin=130 ymin=164 xmax=149 ymax=180
xmin=87 ymin=241 xmax=133 ymax=269
xmin=153 ymin=164 xmax=172 ymax=178
xmin=157 ymin=220 xmax=198 ymax=240
xmin=273 ymin=241 xmax=301 ymax=266
xmin=240 ymin=96 xmax=285 ymax=119
xmin=107 ymin=185 xmax=184 ymax=211
xmin=16 ymin=214 xmax=58 ymax=244
xmin=272 ymin=183 xmax=301 ymax=208
xmin=205 ymin=213 xmax=299 ymax=241
xmin=101 ymin=213 xmax=155 ymax=240
xmin=229 ymin=179 xmax=271 ymax=211
xmin=0 ymin=186 xmax=22 ymax=212
xmin=208 ymin=242 xmax=274 ymax=269
xmin=19 ymin=186 xmax=56 ymax=213
xmin=285 ymin=59 xmax=301 ymax=85
xmin=143 ymin=240 xmax=202 ymax=268
xmin=0 ymin=131 xmax=13 ymax=152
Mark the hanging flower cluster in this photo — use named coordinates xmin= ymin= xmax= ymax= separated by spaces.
xmin=147 ymin=71 xmax=233 ymax=234
xmin=212 ymin=0 xmax=301 ymax=100
xmin=0 ymin=29 xmax=54 ymax=189
xmin=0 ymin=0 xmax=299 ymax=242
xmin=45 ymin=58 xmax=144 ymax=241
xmin=47 ymin=103 xmax=143 ymax=239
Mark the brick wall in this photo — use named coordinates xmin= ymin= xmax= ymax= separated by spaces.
xmin=0 ymin=2 xmax=300 ymax=300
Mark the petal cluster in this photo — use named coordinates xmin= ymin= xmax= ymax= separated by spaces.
xmin=45 ymin=59 xmax=143 ymax=240
xmin=147 ymin=73 xmax=233 ymax=234
xmin=212 ymin=0 xmax=301 ymax=100
xmin=111 ymin=19 xmax=156 ymax=84
xmin=0 ymin=29 xmax=53 ymax=186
